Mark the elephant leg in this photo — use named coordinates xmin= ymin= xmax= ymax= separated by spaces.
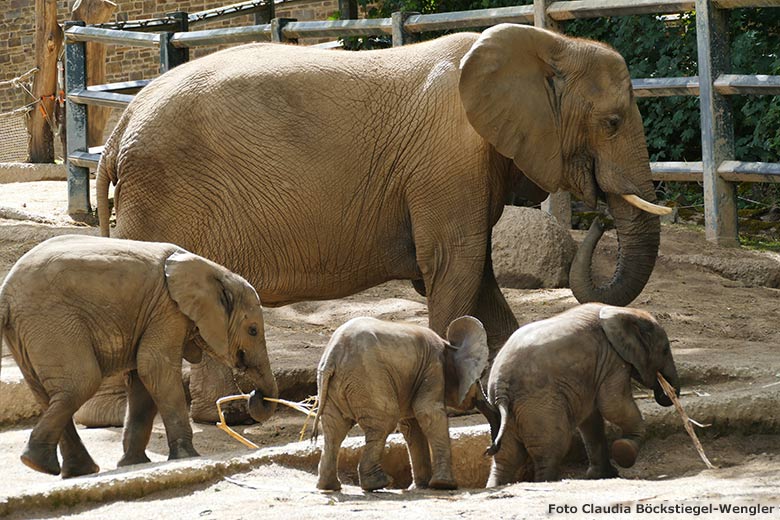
xmin=118 ymin=370 xmax=157 ymax=467
xmin=520 ymin=409 xmax=571 ymax=482
xmin=22 ymin=348 xmax=102 ymax=476
xmin=486 ymin=429 xmax=528 ymax=487
xmin=578 ymin=409 xmax=618 ymax=479
xmin=136 ymin=328 xmax=198 ymax=461
xmin=474 ymin=246 xmax=519 ymax=356
xmin=357 ymin=417 xmax=396 ymax=491
xmin=59 ymin=419 xmax=100 ymax=478
xmin=598 ymin=377 xmax=646 ymax=468
xmin=413 ymin=400 xmax=456 ymax=490
xmin=316 ymin=408 xmax=353 ymax=491
xmin=74 ymin=373 xmax=128 ymax=428
xmin=398 ymin=418 xmax=432 ymax=489
xmin=600 ymin=395 xmax=645 ymax=468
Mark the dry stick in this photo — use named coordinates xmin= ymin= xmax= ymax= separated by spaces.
xmin=657 ymin=372 xmax=716 ymax=470
xmin=215 ymin=394 xmax=319 ymax=449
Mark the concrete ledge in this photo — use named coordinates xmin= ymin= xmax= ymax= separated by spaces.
xmin=0 ymin=163 xmax=67 ymax=184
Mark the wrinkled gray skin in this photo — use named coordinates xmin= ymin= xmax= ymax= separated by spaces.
xmin=313 ymin=316 xmax=489 ymax=491
xmin=0 ymin=235 xmax=277 ymax=478
xmin=482 ymin=304 xmax=680 ymax=485
xmin=91 ymin=23 xmax=665 ymax=427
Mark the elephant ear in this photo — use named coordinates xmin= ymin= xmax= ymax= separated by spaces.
xmin=599 ymin=306 xmax=656 ymax=387
xmin=459 ymin=23 xmax=568 ymax=194
xmin=446 ymin=316 xmax=489 ymax=406
xmin=164 ymin=251 xmax=233 ymax=366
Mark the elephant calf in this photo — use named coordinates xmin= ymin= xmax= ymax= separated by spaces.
xmin=313 ymin=316 xmax=490 ymax=491
xmin=482 ymin=303 xmax=681 ymax=485
xmin=0 ymin=235 xmax=278 ymax=477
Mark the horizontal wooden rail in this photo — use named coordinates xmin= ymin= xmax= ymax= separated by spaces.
xmin=65 ymin=26 xmax=161 ymax=47
xmin=547 ymin=0 xmax=695 ymax=20
xmin=282 ymin=19 xmax=392 ymax=38
xmin=651 ymin=161 xmax=704 ymax=182
xmin=718 ymin=161 xmax=780 ymax=183
xmin=632 ymin=77 xmax=700 ymax=97
xmin=714 ymin=74 xmax=780 ymax=95
xmin=68 ymin=151 xmax=101 ymax=169
xmin=68 ymin=89 xmax=134 ymax=109
xmin=404 ymin=6 xmax=533 ymax=32
xmin=171 ymin=24 xmax=272 ymax=47
xmin=85 ymin=79 xmax=151 ymax=95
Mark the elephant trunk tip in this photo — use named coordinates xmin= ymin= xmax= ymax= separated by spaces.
xmin=248 ymin=389 xmax=277 ymax=422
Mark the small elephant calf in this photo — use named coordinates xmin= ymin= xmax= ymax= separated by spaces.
xmin=313 ymin=316 xmax=490 ymax=491
xmin=483 ymin=303 xmax=681 ymax=485
xmin=0 ymin=235 xmax=278 ymax=477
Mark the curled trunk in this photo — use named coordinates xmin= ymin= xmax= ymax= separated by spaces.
xmin=569 ymin=193 xmax=660 ymax=307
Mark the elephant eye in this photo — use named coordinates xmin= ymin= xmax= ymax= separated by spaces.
xmin=605 ymin=115 xmax=622 ymax=133
xmin=248 ymin=325 xmax=258 ymax=337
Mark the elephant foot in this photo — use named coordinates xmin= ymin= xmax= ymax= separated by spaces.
xmin=168 ymin=439 xmax=200 ymax=460
xmin=118 ymin=451 xmax=152 ymax=467
xmin=359 ymin=470 xmax=391 ymax=492
xmin=429 ymin=477 xmax=458 ymax=490
xmin=611 ymin=439 xmax=639 ymax=468
xmin=585 ymin=464 xmax=619 ymax=480
xmin=21 ymin=442 xmax=60 ymax=476
xmin=316 ymin=476 xmax=342 ymax=492
xmin=62 ymin=456 xmax=100 ymax=478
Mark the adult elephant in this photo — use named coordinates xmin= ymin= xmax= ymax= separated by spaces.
xmin=91 ymin=23 xmax=668 ymax=426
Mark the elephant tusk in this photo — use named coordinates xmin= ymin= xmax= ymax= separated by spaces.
xmin=621 ymin=194 xmax=673 ymax=216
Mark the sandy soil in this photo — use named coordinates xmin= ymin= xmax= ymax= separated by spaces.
xmin=1 ymin=180 xmax=780 ymax=519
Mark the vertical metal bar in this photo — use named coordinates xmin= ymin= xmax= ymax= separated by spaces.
xmin=64 ymin=20 xmax=90 ymax=217
xmin=338 ymin=0 xmax=358 ymax=20
xmin=255 ymin=0 xmax=275 ymax=24
xmin=160 ymin=11 xmax=189 ymax=73
xmin=696 ymin=0 xmax=738 ymax=246
xmin=271 ymin=17 xmax=297 ymax=43
xmin=534 ymin=0 xmax=571 ymax=229
xmin=392 ymin=11 xmax=418 ymax=47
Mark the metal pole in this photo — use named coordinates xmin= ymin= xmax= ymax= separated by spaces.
xmin=271 ymin=17 xmax=297 ymax=43
xmin=64 ymin=20 xmax=91 ymax=217
xmin=696 ymin=0 xmax=738 ymax=246
xmin=160 ymin=11 xmax=189 ymax=73
xmin=391 ymin=11 xmax=419 ymax=47
xmin=535 ymin=0 xmax=572 ymax=230
xmin=255 ymin=0 xmax=275 ymax=24
xmin=338 ymin=0 xmax=358 ymax=20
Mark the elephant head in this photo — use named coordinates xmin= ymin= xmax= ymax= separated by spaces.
xmin=599 ymin=306 xmax=680 ymax=406
xmin=443 ymin=316 xmax=489 ymax=410
xmin=164 ymin=251 xmax=278 ymax=422
xmin=459 ymin=24 xmax=669 ymax=306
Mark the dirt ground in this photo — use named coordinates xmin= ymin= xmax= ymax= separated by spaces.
xmin=1 ymin=180 xmax=780 ymax=519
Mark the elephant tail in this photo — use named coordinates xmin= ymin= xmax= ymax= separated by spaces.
xmin=484 ymin=399 xmax=510 ymax=457
xmin=96 ymin=110 xmax=130 ymax=237
xmin=311 ymin=366 xmax=334 ymax=444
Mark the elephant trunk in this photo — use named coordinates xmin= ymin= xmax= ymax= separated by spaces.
xmin=246 ymin=365 xmax=279 ymax=422
xmin=653 ymin=361 xmax=681 ymax=407
xmin=569 ymin=192 xmax=660 ymax=306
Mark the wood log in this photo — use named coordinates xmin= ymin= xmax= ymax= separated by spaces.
xmin=27 ymin=0 xmax=62 ymax=163
xmin=72 ymin=0 xmax=117 ymax=148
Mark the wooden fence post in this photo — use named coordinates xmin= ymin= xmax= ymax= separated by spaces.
xmin=255 ymin=0 xmax=275 ymax=24
xmin=63 ymin=20 xmax=91 ymax=217
xmin=160 ymin=12 xmax=189 ymax=73
xmin=28 ymin=0 xmax=63 ymax=163
xmin=391 ymin=11 xmax=418 ymax=47
xmin=696 ymin=0 xmax=738 ymax=246
xmin=338 ymin=0 xmax=358 ymax=20
xmin=71 ymin=0 xmax=117 ymax=148
xmin=534 ymin=0 xmax=571 ymax=229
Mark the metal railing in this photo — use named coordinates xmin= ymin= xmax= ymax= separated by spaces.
xmin=63 ymin=0 xmax=780 ymax=246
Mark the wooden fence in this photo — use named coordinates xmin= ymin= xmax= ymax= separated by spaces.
xmin=63 ymin=0 xmax=780 ymax=246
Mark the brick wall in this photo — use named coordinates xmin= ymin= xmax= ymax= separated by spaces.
xmin=0 ymin=0 xmax=342 ymax=152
